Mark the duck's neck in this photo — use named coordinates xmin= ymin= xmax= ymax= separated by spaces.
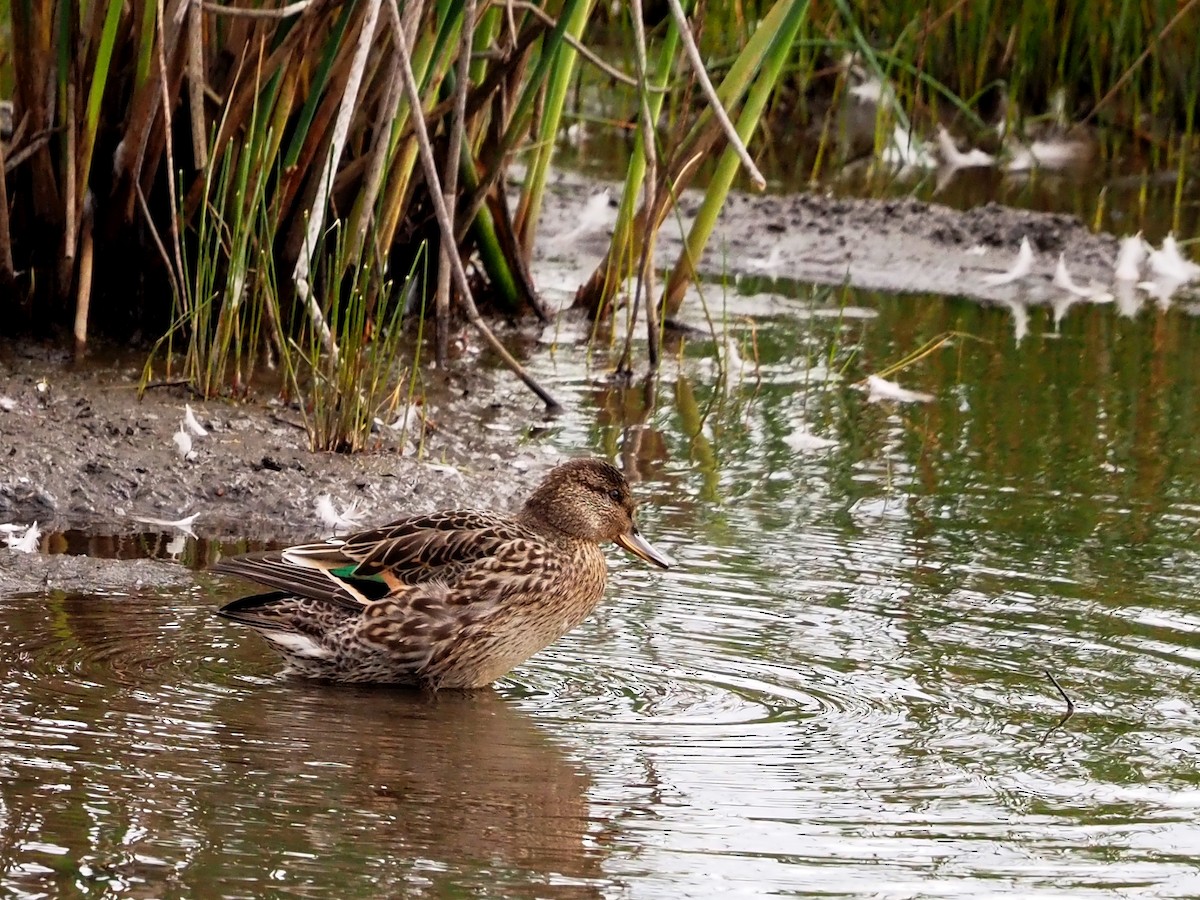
xmin=518 ymin=504 xmax=571 ymax=540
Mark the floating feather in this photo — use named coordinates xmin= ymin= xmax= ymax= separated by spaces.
xmin=865 ymin=375 xmax=933 ymax=404
xmin=131 ymin=513 xmax=200 ymax=537
xmin=935 ymin=127 xmax=996 ymax=170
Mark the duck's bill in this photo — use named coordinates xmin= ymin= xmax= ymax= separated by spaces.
xmin=616 ymin=528 xmax=675 ymax=569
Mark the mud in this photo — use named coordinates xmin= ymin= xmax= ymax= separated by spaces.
xmin=0 ymin=341 xmax=557 ymax=557
xmin=0 ymin=177 xmax=1147 ymax=592
xmin=0 ymin=551 xmax=193 ymax=597
xmin=534 ymin=173 xmax=1126 ymax=307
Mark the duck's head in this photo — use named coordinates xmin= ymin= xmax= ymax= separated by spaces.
xmin=523 ymin=459 xmax=675 ymax=569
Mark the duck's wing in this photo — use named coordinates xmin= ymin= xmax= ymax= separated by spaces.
xmin=279 ymin=510 xmax=540 ymax=590
xmin=210 ymin=552 xmax=388 ymax=610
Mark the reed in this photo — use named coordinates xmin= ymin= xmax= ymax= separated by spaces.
xmin=0 ymin=0 xmax=1196 ymax=421
xmin=290 ymin=221 xmax=421 ymax=454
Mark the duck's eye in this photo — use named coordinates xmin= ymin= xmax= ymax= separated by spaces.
xmin=608 ymin=488 xmax=623 ymax=502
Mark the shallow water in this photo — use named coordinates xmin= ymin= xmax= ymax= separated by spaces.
xmin=6 ymin=292 xmax=1200 ymax=897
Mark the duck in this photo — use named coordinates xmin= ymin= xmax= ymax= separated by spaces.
xmin=212 ymin=458 xmax=674 ymax=689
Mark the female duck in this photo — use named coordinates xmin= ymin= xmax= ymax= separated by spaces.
xmin=213 ymin=458 xmax=673 ymax=689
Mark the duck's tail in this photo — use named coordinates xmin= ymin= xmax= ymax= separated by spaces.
xmin=217 ymin=591 xmax=354 ymax=662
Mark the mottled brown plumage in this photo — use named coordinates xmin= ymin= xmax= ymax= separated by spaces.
xmin=212 ymin=459 xmax=674 ymax=688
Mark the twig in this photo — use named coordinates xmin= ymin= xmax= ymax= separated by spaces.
xmin=1084 ymin=0 xmax=1200 ymax=125
xmin=73 ymin=194 xmax=95 ymax=358
xmin=200 ymin=0 xmax=313 ymax=18
xmin=0 ymin=136 xmax=14 ymax=283
xmin=617 ymin=0 xmax=660 ymax=373
xmin=1039 ymin=669 xmax=1076 ymax=744
xmin=293 ymin=0 xmax=385 ymax=366
xmin=347 ymin=0 xmax=412 ymax=263
xmin=156 ymin=0 xmax=188 ymax=312
xmin=186 ymin=0 xmax=208 ymax=167
xmin=632 ymin=0 xmax=660 ymax=370
xmin=388 ymin=0 xmax=561 ymax=412
xmin=1045 ymin=670 xmax=1075 ymax=717
xmin=137 ymin=182 xmax=183 ymax=304
xmin=436 ymin=0 xmax=474 ymax=366
xmin=63 ymin=80 xmax=77 ymax=273
xmin=663 ymin=0 xmax=766 ymax=191
xmin=867 ymin=331 xmax=989 ymax=383
xmin=497 ymin=0 xmax=667 ymax=91
xmin=503 ymin=0 xmax=516 ymax=48
xmin=269 ymin=413 xmax=308 ymax=432
xmin=4 ymin=131 xmax=53 ymax=173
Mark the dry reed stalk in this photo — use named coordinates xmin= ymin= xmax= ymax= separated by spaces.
xmin=389 ymin=0 xmax=561 ymax=411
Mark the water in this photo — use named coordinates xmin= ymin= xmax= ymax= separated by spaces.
xmin=6 ymin=291 xmax=1200 ymax=897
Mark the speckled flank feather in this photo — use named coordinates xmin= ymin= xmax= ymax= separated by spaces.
xmin=212 ymin=459 xmax=671 ymax=689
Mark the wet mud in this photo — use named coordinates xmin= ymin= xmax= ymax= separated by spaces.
xmin=535 ymin=173 xmax=1127 ymax=306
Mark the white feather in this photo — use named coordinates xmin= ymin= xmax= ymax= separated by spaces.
xmin=263 ymin=632 xmax=331 ymax=659
xmin=1052 ymin=254 xmax=1109 ymax=302
xmin=1004 ymin=138 xmax=1087 ymax=172
xmin=1137 ymin=277 xmax=1184 ymax=306
xmin=1051 ymin=294 xmax=1080 ymax=330
xmin=981 ymin=237 xmax=1034 ymax=287
xmin=5 ymin=521 xmax=41 ymax=553
xmin=165 ymin=533 xmax=188 ymax=558
xmin=131 ymin=513 xmax=199 ymax=537
xmin=1114 ymin=234 xmax=1146 ymax=281
xmin=881 ymin=124 xmax=934 ymax=170
xmin=848 ymin=77 xmax=888 ymax=105
xmin=1114 ymin=280 xmax=1143 ymax=318
xmin=935 ymin=126 xmax=996 ymax=170
xmin=1004 ymin=299 xmax=1030 ymax=344
xmin=183 ymin=404 xmax=208 ymax=437
xmin=316 ymin=495 xmax=366 ymax=534
xmin=1148 ymin=234 xmax=1200 ymax=283
xmin=865 ymin=375 xmax=933 ymax=404
xmin=545 ymin=190 xmax=615 ymax=249
xmin=748 ymin=245 xmax=784 ymax=272
xmin=172 ymin=427 xmax=192 ymax=459
xmin=564 ymin=121 xmax=587 ymax=147
xmin=784 ymin=429 xmax=838 ymax=451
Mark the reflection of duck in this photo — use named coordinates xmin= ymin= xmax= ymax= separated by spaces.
xmin=213 ymin=459 xmax=674 ymax=688
xmin=0 ymin=598 xmax=606 ymax=896
xmin=206 ymin=685 xmax=604 ymax=890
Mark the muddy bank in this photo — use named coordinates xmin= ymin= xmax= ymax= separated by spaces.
xmin=0 ymin=341 xmax=559 ymax=556
xmin=0 ymin=551 xmax=193 ymax=597
xmin=534 ymin=173 xmax=1128 ymax=307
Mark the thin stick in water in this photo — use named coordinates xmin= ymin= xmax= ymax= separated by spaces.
xmin=1045 ymin=669 xmax=1075 ymax=717
xmin=1039 ymin=668 xmax=1076 ymax=744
